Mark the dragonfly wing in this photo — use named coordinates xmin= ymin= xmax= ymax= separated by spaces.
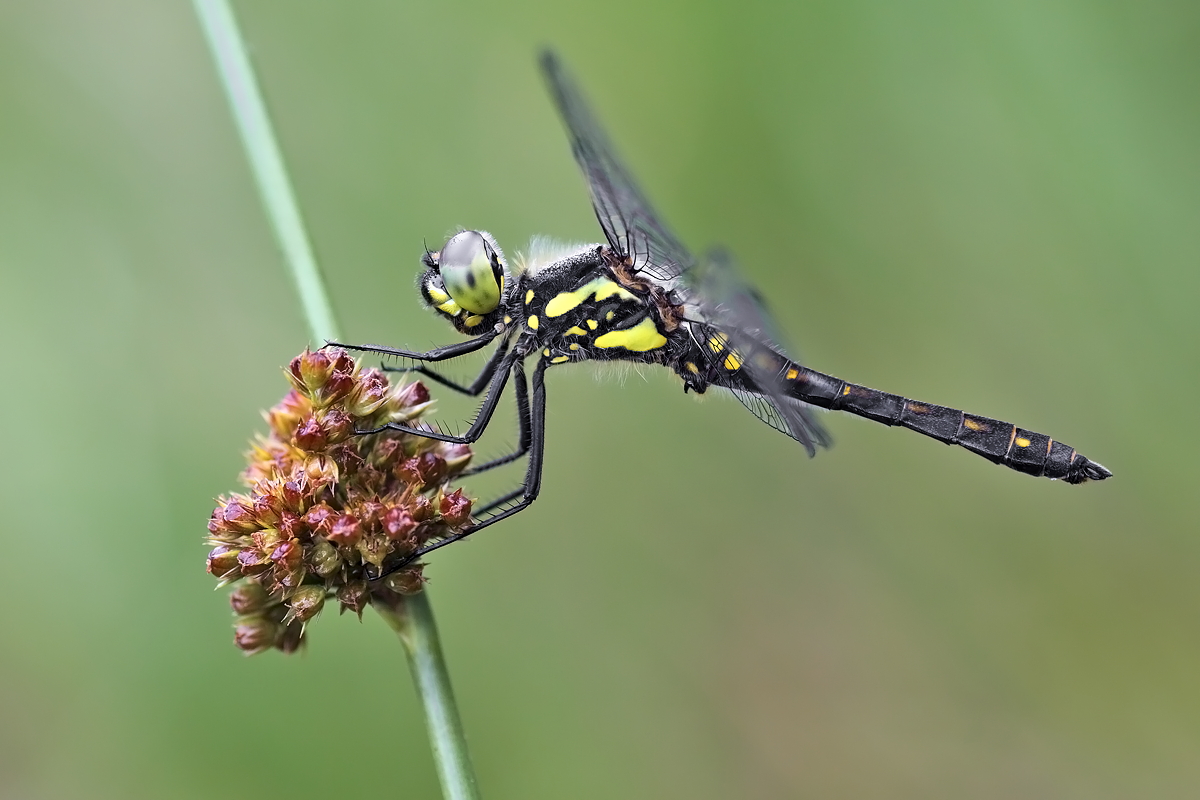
xmin=689 ymin=247 xmax=832 ymax=457
xmin=539 ymin=51 xmax=693 ymax=282
xmin=541 ymin=53 xmax=829 ymax=456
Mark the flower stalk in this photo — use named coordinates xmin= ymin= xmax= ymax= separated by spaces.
xmin=193 ymin=2 xmax=481 ymax=797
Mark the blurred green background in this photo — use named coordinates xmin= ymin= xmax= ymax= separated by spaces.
xmin=2 ymin=1 xmax=1198 ymax=797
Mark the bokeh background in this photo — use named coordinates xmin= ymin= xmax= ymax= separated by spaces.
xmin=3 ymin=1 xmax=1198 ymax=798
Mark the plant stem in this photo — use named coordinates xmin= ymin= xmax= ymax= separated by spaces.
xmin=376 ymin=595 xmax=481 ymax=800
xmin=192 ymin=3 xmax=481 ymax=797
xmin=192 ymin=0 xmax=339 ymax=344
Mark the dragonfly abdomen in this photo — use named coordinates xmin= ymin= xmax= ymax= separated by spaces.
xmin=783 ymin=365 xmax=1112 ymax=484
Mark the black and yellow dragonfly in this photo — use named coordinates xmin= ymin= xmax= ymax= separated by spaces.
xmin=335 ymin=52 xmax=1111 ymax=576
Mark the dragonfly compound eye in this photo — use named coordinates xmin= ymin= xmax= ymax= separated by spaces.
xmin=438 ymin=230 xmax=504 ymax=314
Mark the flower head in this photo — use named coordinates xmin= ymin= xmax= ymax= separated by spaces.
xmin=207 ymin=348 xmax=473 ymax=654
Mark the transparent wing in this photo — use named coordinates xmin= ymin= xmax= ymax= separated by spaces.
xmin=539 ymin=51 xmax=693 ymax=282
xmin=540 ymin=53 xmax=829 ymax=456
xmin=689 ymin=248 xmax=832 ymax=457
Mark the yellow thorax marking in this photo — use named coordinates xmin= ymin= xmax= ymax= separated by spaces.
xmin=586 ymin=319 xmax=598 ymax=330
xmin=527 ymin=315 xmax=539 ymax=330
xmin=568 ymin=343 xmax=580 ymax=351
xmin=685 ymin=362 xmax=699 ymax=374
xmin=525 ymin=289 xmax=534 ymax=304
xmin=551 ymin=355 xmax=570 ymax=364
xmin=594 ymin=317 xmax=667 ymax=352
xmin=545 ymin=277 xmax=637 ymax=318
xmin=564 ymin=326 xmax=587 ymax=336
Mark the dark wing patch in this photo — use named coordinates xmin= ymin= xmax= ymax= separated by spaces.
xmin=539 ymin=51 xmax=693 ymax=282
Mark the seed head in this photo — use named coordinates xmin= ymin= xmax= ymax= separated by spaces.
xmin=206 ymin=348 xmax=474 ymax=654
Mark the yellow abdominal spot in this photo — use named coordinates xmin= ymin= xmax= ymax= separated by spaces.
xmin=527 ymin=315 xmax=539 ymax=330
xmin=545 ymin=278 xmax=637 ymax=317
xmin=564 ymin=326 xmax=587 ymax=336
xmin=593 ymin=317 xmax=667 ymax=352
xmin=785 ymin=368 xmax=799 ymax=380
xmin=707 ymin=332 xmax=730 ymax=353
xmin=723 ymin=354 xmax=742 ymax=371
xmin=842 ymin=385 xmax=851 ymax=395
xmin=963 ymin=418 xmax=985 ymax=432
xmin=1015 ymin=437 xmax=1031 ymax=448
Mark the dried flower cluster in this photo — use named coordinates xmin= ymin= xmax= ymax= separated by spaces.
xmin=206 ymin=348 xmax=473 ymax=654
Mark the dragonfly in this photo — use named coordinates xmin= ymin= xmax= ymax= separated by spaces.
xmin=334 ymin=51 xmax=1111 ymax=577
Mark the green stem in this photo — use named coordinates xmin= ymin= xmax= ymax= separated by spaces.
xmin=192 ymin=0 xmax=339 ymax=344
xmin=192 ymin=3 xmax=480 ymax=797
xmin=376 ymin=595 xmax=481 ymax=800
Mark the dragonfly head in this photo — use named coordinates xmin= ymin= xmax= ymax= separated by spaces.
xmin=419 ymin=230 xmax=510 ymax=334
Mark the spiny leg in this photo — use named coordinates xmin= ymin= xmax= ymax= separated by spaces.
xmin=384 ymin=343 xmax=531 ymax=475
xmin=382 ymin=336 xmax=513 ymax=396
xmin=461 ymin=357 xmax=532 ymax=476
xmin=470 ymin=485 xmax=527 ymax=517
xmin=326 ymin=329 xmax=501 ymax=363
xmin=356 ymin=346 xmax=522 ymax=443
xmin=374 ymin=358 xmax=550 ymax=578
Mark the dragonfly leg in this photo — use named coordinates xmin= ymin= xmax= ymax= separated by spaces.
xmin=370 ymin=358 xmax=549 ymax=579
xmin=326 ymin=330 xmax=500 ymax=363
xmin=357 ymin=347 xmax=522 ymax=442
xmin=380 ymin=336 xmax=513 ymax=396
xmin=460 ymin=358 xmax=531 ymax=476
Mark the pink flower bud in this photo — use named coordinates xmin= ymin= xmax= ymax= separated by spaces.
xmin=293 ymin=413 xmax=328 ymax=451
xmin=270 ymin=540 xmax=303 ymax=570
xmin=382 ymin=505 xmax=418 ymax=541
xmin=327 ymin=514 xmax=361 ymax=547
xmin=304 ymin=504 xmax=335 ymax=534
xmin=234 ymin=616 xmax=277 ymax=654
xmin=207 ymin=545 xmax=241 ymax=578
xmin=229 ymin=580 xmax=270 ymax=615
xmin=439 ymin=489 xmax=473 ymax=526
